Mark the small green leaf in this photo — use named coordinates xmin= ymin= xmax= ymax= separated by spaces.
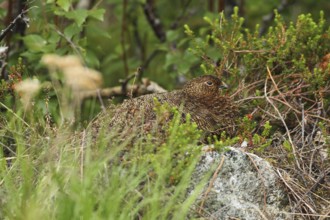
xmin=64 ymin=24 xmax=81 ymax=39
xmin=184 ymin=24 xmax=194 ymax=36
xmin=64 ymin=9 xmax=89 ymax=27
xmin=85 ymin=50 xmax=100 ymax=68
xmin=23 ymin=35 xmax=47 ymax=52
xmin=88 ymin=9 xmax=105 ymax=21
xmin=177 ymin=51 xmax=198 ymax=74
xmin=166 ymin=30 xmax=180 ymax=42
xmin=164 ymin=52 xmax=179 ymax=69
xmin=48 ymin=30 xmax=61 ymax=44
xmin=283 ymin=140 xmax=292 ymax=153
xmin=253 ymin=134 xmax=261 ymax=145
xmin=177 ymin=60 xmax=190 ymax=74
xmin=56 ymin=0 xmax=71 ymax=12
xmin=20 ymin=51 xmax=43 ymax=61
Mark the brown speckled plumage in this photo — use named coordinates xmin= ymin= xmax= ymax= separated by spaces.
xmin=90 ymin=75 xmax=238 ymax=139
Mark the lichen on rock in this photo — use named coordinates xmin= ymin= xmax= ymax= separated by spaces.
xmin=189 ymin=147 xmax=290 ymax=220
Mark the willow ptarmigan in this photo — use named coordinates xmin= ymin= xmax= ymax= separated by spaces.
xmin=90 ymin=75 xmax=238 ymax=139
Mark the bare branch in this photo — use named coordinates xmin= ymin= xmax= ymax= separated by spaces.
xmin=79 ymin=78 xmax=166 ymax=100
xmin=198 ymin=155 xmax=225 ymax=214
xmin=121 ymin=0 xmax=129 ymax=76
xmin=0 ymin=8 xmax=30 ymax=42
xmin=265 ymin=66 xmax=301 ymax=170
xmin=170 ymin=0 xmax=192 ymax=29
xmin=142 ymin=0 xmax=166 ymax=42
xmin=218 ymin=0 xmax=225 ymax=13
xmin=276 ymin=169 xmax=317 ymax=214
xmin=259 ymin=0 xmax=296 ymax=36
xmin=119 ymin=67 xmax=143 ymax=98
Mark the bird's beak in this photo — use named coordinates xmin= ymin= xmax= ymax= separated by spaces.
xmin=219 ymin=81 xmax=229 ymax=89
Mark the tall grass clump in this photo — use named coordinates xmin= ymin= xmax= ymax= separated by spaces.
xmin=0 ymin=90 xmax=208 ymax=219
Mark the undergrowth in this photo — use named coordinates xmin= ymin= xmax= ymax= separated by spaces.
xmin=0 ymin=104 xmax=209 ymax=219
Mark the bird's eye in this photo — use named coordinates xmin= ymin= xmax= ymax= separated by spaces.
xmin=205 ymin=81 xmax=213 ymax=86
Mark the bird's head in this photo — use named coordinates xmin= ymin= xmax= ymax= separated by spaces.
xmin=182 ymin=75 xmax=228 ymax=100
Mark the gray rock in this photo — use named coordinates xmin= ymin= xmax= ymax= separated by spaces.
xmin=190 ymin=147 xmax=290 ymax=220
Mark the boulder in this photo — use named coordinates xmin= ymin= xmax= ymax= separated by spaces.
xmin=190 ymin=147 xmax=290 ymax=220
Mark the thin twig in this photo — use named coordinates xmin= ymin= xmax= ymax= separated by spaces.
xmin=96 ymin=89 xmax=105 ymax=112
xmin=119 ymin=67 xmax=142 ymax=97
xmin=292 ymin=168 xmax=330 ymax=211
xmin=236 ymin=95 xmax=330 ymax=124
xmin=265 ymin=66 xmax=301 ymax=170
xmin=55 ymin=29 xmax=84 ymax=61
xmin=80 ymin=130 xmax=86 ymax=181
xmin=142 ymin=0 xmax=166 ymax=42
xmin=131 ymin=15 xmax=145 ymax=65
xmin=300 ymin=99 xmax=305 ymax=151
xmin=170 ymin=0 xmax=192 ymax=29
xmin=0 ymin=101 xmax=31 ymax=128
xmin=233 ymin=49 xmax=270 ymax=53
xmin=320 ymin=207 xmax=330 ymax=220
xmin=129 ymin=68 xmax=142 ymax=98
xmin=276 ymin=169 xmax=316 ymax=214
xmin=121 ymin=0 xmax=129 ymax=76
xmin=140 ymin=49 xmax=160 ymax=77
xmin=0 ymin=7 xmax=31 ymax=42
xmin=259 ymin=0 xmax=295 ymax=36
xmin=246 ymin=154 xmax=268 ymax=210
xmin=218 ymin=0 xmax=225 ymax=12
xmin=279 ymin=212 xmax=330 ymax=218
xmin=198 ymin=155 xmax=225 ymax=214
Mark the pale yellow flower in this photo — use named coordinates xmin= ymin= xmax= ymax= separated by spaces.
xmin=14 ymin=78 xmax=41 ymax=109
xmin=62 ymin=66 xmax=103 ymax=91
xmin=41 ymin=54 xmax=103 ymax=92
xmin=41 ymin=54 xmax=81 ymax=69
